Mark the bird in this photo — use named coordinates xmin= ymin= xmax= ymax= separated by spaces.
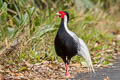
xmin=54 ymin=11 xmax=95 ymax=78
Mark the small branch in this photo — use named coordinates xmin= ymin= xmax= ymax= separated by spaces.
xmin=7 ymin=8 xmax=17 ymax=15
xmin=0 ymin=11 xmax=3 ymax=16
xmin=0 ymin=35 xmax=23 ymax=56
xmin=5 ymin=37 xmax=9 ymax=48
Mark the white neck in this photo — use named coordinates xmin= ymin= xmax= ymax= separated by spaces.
xmin=63 ymin=15 xmax=76 ymax=38
xmin=64 ymin=15 xmax=70 ymax=33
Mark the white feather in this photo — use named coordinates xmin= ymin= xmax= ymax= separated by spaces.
xmin=78 ymin=38 xmax=95 ymax=73
xmin=64 ymin=15 xmax=72 ymax=36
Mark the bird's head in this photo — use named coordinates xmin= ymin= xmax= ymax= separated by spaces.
xmin=56 ymin=11 xmax=69 ymax=22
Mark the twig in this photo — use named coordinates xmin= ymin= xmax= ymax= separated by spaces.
xmin=7 ymin=8 xmax=17 ymax=15
xmin=0 ymin=35 xmax=23 ymax=56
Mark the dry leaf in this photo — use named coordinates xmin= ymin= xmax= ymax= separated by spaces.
xmin=104 ymin=76 xmax=110 ymax=80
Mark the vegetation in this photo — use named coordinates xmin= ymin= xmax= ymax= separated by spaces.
xmin=0 ymin=0 xmax=120 ymax=79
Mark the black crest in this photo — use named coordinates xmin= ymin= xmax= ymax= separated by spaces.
xmin=63 ymin=11 xmax=69 ymax=22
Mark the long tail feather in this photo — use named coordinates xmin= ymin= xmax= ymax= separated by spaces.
xmin=78 ymin=38 xmax=95 ymax=73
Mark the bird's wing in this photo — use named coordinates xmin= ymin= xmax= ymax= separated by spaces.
xmin=77 ymin=38 xmax=95 ymax=73
xmin=69 ymin=31 xmax=95 ymax=73
xmin=69 ymin=31 xmax=79 ymax=42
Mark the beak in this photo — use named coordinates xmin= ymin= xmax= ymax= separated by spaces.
xmin=56 ymin=12 xmax=60 ymax=15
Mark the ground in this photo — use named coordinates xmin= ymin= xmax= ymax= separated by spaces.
xmin=74 ymin=54 xmax=120 ymax=80
xmin=1 ymin=54 xmax=120 ymax=80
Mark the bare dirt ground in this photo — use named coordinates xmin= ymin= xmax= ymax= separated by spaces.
xmin=73 ymin=55 xmax=120 ymax=80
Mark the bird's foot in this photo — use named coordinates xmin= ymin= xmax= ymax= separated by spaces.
xmin=65 ymin=73 xmax=73 ymax=78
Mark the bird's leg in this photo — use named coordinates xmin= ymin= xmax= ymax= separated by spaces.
xmin=65 ymin=63 xmax=70 ymax=76
xmin=62 ymin=57 xmax=72 ymax=78
xmin=65 ymin=58 xmax=73 ymax=78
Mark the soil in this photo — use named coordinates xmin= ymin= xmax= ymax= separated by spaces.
xmin=73 ymin=56 xmax=120 ymax=80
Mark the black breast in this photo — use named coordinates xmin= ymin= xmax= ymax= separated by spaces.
xmin=54 ymin=20 xmax=78 ymax=58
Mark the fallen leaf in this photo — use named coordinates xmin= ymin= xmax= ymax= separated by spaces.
xmin=104 ymin=76 xmax=110 ymax=80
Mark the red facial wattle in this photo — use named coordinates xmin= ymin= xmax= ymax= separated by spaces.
xmin=60 ymin=15 xmax=65 ymax=18
xmin=58 ymin=11 xmax=66 ymax=19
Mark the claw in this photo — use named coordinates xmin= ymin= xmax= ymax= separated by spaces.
xmin=65 ymin=73 xmax=73 ymax=78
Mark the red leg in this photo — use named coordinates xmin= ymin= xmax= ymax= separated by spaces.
xmin=65 ymin=64 xmax=69 ymax=76
xmin=65 ymin=64 xmax=72 ymax=78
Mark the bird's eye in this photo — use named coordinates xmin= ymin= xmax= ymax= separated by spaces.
xmin=62 ymin=13 xmax=66 ymax=15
